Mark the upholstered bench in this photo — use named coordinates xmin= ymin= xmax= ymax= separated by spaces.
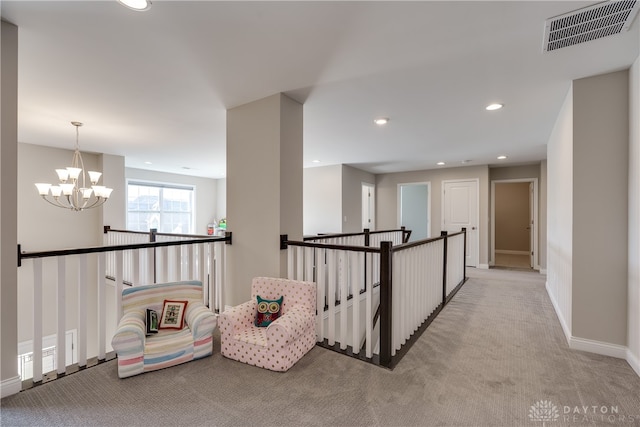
xmin=111 ymin=280 xmax=217 ymax=378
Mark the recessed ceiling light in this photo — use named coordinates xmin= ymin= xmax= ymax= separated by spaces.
xmin=497 ymin=155 xmax=508 ymax=160
xmin=374 ymin=118 xmax=389 ymax=125
xmin=486 ymin=103 xmax=503 ymax=111
xmin=144 ymin=161 xmax=152 ymax=165
xmin=118 ymin=0 xmax=152 ymax=11
xmin=312 ymin=159 xmax=321 ymax=164
xmin=436 ymin=162 xmax=445 ymax=166
xmin=461 ymin=159 xmax=472 ymax=164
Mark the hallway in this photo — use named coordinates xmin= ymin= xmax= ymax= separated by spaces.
xmin=2 ymin=268 xmax=639 ymax=426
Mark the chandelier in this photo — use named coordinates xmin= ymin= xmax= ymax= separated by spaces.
xmin=35 ymin=122 xmax=113 ymax=211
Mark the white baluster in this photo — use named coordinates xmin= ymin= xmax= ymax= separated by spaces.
xmin=33 ymin=258 xmax=43 ymax=382
xmin=365 ymin=252 xmax=373 ymax=358
xmin=77 ymin=254 xmax=87 ymax=368
xmin=316 ymin=248 xmax=326 ymax=342
xmin=57 ymin=257 xmax=66 ymax=375
xmin=287 ymin=247 xmax=294 ymax=279
xmin=296 ymin=246 xmax=303 ymax=281
xmin=339 ymin=250 xmax=348 ymax=350
xmin=327 ymin=250 xmax=337 ymax=346
xmin=97 ymin=252 xmax=106 ymax=360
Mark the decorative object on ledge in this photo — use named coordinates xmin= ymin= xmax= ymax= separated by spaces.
xmin=35 ymin=121 xmax=113 ymax=212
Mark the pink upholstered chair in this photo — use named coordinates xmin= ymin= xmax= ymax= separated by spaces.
xmin=219 ymin=277 xmax=317 ymax=372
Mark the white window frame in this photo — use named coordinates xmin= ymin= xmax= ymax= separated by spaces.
xmin=126 ymin=179 xmax=196 ymax=234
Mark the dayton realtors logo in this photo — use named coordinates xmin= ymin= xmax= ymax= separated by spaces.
xmin=529 ymin=400 xmax=560 ymax=426
xmin=529 ymin=400 xmax=637 ymax=424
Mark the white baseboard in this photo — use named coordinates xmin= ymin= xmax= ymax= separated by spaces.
xmin=626 ymin=348 xmax=640 ymax=377
xmin=1 ymin=376 xmax=21 ymax=398
xmin=477 ymin=263 xmax=489 ymax=270
xmin=495 ymin=250 xmax=529 ymax=255
xmin=545 ymin=281 xmax=572 ymax=343
xmin=569 ymin=336 xmax=627 ymax=359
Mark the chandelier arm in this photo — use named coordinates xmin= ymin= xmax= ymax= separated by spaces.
xmin=81 ymin=197 xmax=107 ymax=210
xmin=41 ymin=195 xmax=72 ymax=210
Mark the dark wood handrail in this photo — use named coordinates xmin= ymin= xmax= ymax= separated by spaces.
xmin=303 ymin=227 xmax=408 ymax=242
xmin=18 ymin=232 xmax=232 ymax=266
xmin=284 ymin=239 xmax=381 ymax=254
xmin=104 ymin=226 xmax=211 ymax=239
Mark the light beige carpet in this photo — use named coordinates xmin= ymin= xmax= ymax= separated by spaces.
xmin=2 ymin=268 xmax=639 ymax=426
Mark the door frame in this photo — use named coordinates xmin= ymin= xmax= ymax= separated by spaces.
xmin=441 ymin=178 xmax=480 ymax=268
xmin=490 ymin=178 xmax=539 ymax=270
xmin=396 ymin=181 xmax=431 ymax=240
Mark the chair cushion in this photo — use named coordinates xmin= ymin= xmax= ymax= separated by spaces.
xmin=234 ymin=327 xmax=268 ymax=347
xmin=144 ymin=327 xmax=194 ymax=368
xmin=255 ymin=295 xmax=283 ymax=327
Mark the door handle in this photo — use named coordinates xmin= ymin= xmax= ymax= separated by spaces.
xmin=472 ymin=227 xmax=476 ymax=230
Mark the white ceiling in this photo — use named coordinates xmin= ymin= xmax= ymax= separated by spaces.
xmin=2 ymin=1 xmax=639 ymax=179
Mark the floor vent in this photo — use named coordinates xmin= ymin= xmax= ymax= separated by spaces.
xmin=543 ymin=0 xmax=639 ymax=52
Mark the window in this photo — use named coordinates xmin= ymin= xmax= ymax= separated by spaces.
xmin=18 ymin=331 xmax=76 ymax=380
xmin=127 ymin=181 xmax=195 ymax=234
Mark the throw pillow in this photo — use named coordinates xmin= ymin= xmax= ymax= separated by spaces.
xmin=145 ymin=308 xmax=159 ymax=336
xmin=255 ymin=295 xmax=283 ymax=327
xmin=159 ymin=300 xmax=188 ymax=330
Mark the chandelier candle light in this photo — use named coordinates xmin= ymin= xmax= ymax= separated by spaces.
xmin=35 ymin=122 xmax=113 ymax=211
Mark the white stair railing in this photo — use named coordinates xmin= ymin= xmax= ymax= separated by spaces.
xmin=17 ymin=232 xmax=229 ymax=384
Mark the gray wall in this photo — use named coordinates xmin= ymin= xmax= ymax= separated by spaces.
xmin=303 ymin=165 xmax=342 ymax=235
xmin=629 ymin=46 xmax=640 ymax=374
xmin=226 ymin=93 xmax=303 ymax=306
xmin=546 ymin=85 xmax=574 ymax=336
xmin=342 ymin=165 xmax=375 ymax=233
xmin=376 ymin=165 xmax=490 ymax=267
xmin=1 ymin=20 xmax=19 ymax=393
xmin=572 ymin=70 xmax=629 ymax=346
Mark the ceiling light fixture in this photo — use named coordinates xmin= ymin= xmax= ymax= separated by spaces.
xmin=486 ymin=103 xmax=503 ymax=111
xmin=118 ymin=0 xmax=152 ymax=11
xmin=437 ymin=162 xmax=446 ymax=166
xmin=35 ymin=122 xmax=113 ymax=212
xmin=374 ymin=118 xmax=389 ymax=125
xmin=312 ymin=160 xmax=321 ymax=164
xmin=497 ymin=155 xmax=508 ymax=160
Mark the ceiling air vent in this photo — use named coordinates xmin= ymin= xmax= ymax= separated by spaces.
xmin=543 ymin=0 xmax=639 ymax=52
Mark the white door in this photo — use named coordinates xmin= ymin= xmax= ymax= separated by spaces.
xmin=442 ymin=180 xmax=478 ymax=267
xmin=362 ymin=183 xmax=375 ymax=230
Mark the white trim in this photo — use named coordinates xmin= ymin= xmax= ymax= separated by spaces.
xmin=569 ymin=336 xmax=627 ymax=359
xmin=1 ymin=376 xmax=22 ymax=398
xmin=495 ymin=249 xmax=529 ymax=255
xmin=539 ymin=268 xmax=547 ymax=275
xmin=442 ymin=178 xmax=480 ymax=267
xmin=626 ymin=348 xmax=640 ymax=377
xmin=546 ymin=281 xmax=634 ymax=366
xmin=490 ymin=178 xmax=539 ymax=270
xmin=546 ymin=281 xmax=572 ymax=343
